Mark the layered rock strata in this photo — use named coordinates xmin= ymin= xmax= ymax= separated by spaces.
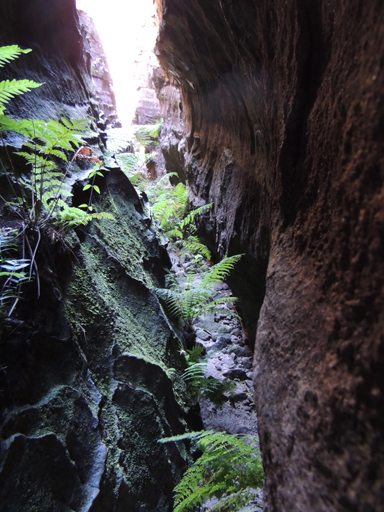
xmin=155 ymin=1 xmax=384 ymax=511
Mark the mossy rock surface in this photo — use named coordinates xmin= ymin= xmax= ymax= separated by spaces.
xmin=0 ymin=168 xmax=188 ymax=511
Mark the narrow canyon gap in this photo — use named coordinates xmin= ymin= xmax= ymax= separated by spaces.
xmin=155 ymin=1 xmax=384 ymax=511
xmin=0 ymin=1 xmax=383 ymax=512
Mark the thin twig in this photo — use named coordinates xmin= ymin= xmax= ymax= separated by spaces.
xmin=25 ymin=228 xmax=41 ymax=298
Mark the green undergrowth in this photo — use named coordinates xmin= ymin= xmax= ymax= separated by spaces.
xmin=161 ymin=430 xmax=263 ymax=512
xmin=115 ymin=124 xmax=263 ymax=512
xmin=0 ymin=45 xmax=115 ymax=314
xmin=64 ymin=179 xmax=187 ymax=397
xmin=114 ymin=122 xmax=162 ymax=185
xmin=183 ymin=345 xmax=236 ymax=404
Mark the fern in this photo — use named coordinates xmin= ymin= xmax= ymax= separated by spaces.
xmin=0 ymin=45 xmax=32 ymax=66
xmin=178 ymin=203 xmax=212 ymax=231
xmin=149 ymin=185 xmax=212 ymax=261
xmin=56 ymin=206 xmax=114 ymax=228
xmin=133 ymin=121 xmax=162 ymax=147
xmin=185 ymin=344 xmax=205 ymax=363
xmin=146 ymin=176 xmax=188 ymax=232
xmin=0 ymin=115 xmax=91 ymax=223
xmin=160 ymin=431 xmax=263 ymax=512
xmin=155 ymin=254 xmax=243 ymax=330
xmin=202 ymin=254 xmax=244 ymax=287
xmin=0 ymin=46 xmax=42 ymax=115
xmin=0 ymin=228 xmax=31 ymax=315
xmin=182 ymin=346 xmax=236 ymax=402
xmin=175 ymin=236 xmax=212 ymax=260
xmin=116 ymin=151 xmax=156 ymax=184
xmin=0 ymin=47 xmax=114 ymax=315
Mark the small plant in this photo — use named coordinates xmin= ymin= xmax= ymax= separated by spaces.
xmin=183 ymin=345 xmax=235 ymax=404
xmin=0 ymin=228 xmax=30 ymax=315
xmin=117 ymin=151 xmax=156 ymax=185
xmin=160 ymin=430 xmax=263 ymax=512
xmin=0 ymin=45 xmax=114 ymax=313
xmin=146 ymin=173 xmax=212 ymax=261
xmin=155 ymin=254 xmax=243 ymax=344
xmin=0 ymin=45 xmax=42 ymax=116
xmin=146 ymin=173 xmax=188 ymax=232
xmin=0 ymin=116 xmax=114 ymax=229
xmin=134 ymin=120 xmax=162 ymax=147
xmin=115 ymin=122 xmax=161 ymax=185
xmin=168 ymin=202 xmax=213 ymax=261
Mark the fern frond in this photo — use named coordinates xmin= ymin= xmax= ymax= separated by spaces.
xmin=55 ymin=206 xmax=114 ymax=228
xmin=0 ymin=228 xmax=32 ymax=313
xmin=186 ymin=345 xmax=205 ymax=363
xmin=133 ymin=123 xmax=161 ymax=147
xmin=15 ymin=152 xmax=56 ymax=171
xmin=161 ymin=431 xmax=263 ymax=512
xmin=178 ymin=203 xmax=213 ymax=231
xmin=0 ymin=115 xmax=32 ymax=137
xmin=60 ymin=117 xmax=89 ymax=131
xmin=0 ymin=45 xmax=32 ymax=66
xmin=183 ymin=362 xmax=207 ymax=382
xmin=168 ymin=431 xmax=263 ymax=512
xmin=177 ymin=237 xmax=211 ymax=260
xmin=202 ymin=254 xmax=244 ymax=287
xmin=0 ymin=79 xmax=42 ymax=115
xmin=155 ymin=287 xmax=186 ymax=321
xmin=167 ymin=228 xmax=184 ymax=239
xmin=22 ymin=143 xmax=68 ymax=162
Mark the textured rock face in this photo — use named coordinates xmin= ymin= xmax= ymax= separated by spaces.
xmin=0 ymin=169 xmax=187 ymax=511
xmin=156 ymin=1 xmax=384 ymax=511
xmin=0 ymin=1 xmax=187 ymax=510
xmin=0 ymin=0 xmax=94 ymax=121
xmin=132 ymin=17 xmax=161 ymax=126
xmin=153 ymin=67 xmax=186 ymax=180
xmin=78 ymin=9 xmax=119 ymax=128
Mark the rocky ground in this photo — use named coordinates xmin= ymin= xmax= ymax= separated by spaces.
xmin=171 ymin=257 xmax=263 ymax=512
xmin=105 ymin=127 xmax=264 ymax=511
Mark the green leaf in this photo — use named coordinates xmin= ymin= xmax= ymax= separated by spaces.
xmin=0 ymin=79 xmax=43 ymax=115
xmin=83 ymin=184 xmax=91 ymax=191
xmin=0 ymin=45 xmax=32 ymax=67
xmin=93 ymin=185 xmax=100 ymax=194
xmin=161 ymin=431 xmax=263 ymax=512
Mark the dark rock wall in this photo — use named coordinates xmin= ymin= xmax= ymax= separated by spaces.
xmin=0 ymin=1 xmax=187 ymax=510
xmin=0 ymin=0 xmax=94 ymax=121
xmin=156 ymin=1 xmax=384 ymax=511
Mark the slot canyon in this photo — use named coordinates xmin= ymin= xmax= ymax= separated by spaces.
xmin=0 ymin=1 xmax=383 ymax=511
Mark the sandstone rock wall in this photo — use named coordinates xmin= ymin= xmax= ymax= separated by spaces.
xmin=0 ymin=1 xmax=188 ymax=510
xmin=78 ymin=9 xmax=119 ymax=128
xmin=156 ymin=1 xmax=384 ymax=510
